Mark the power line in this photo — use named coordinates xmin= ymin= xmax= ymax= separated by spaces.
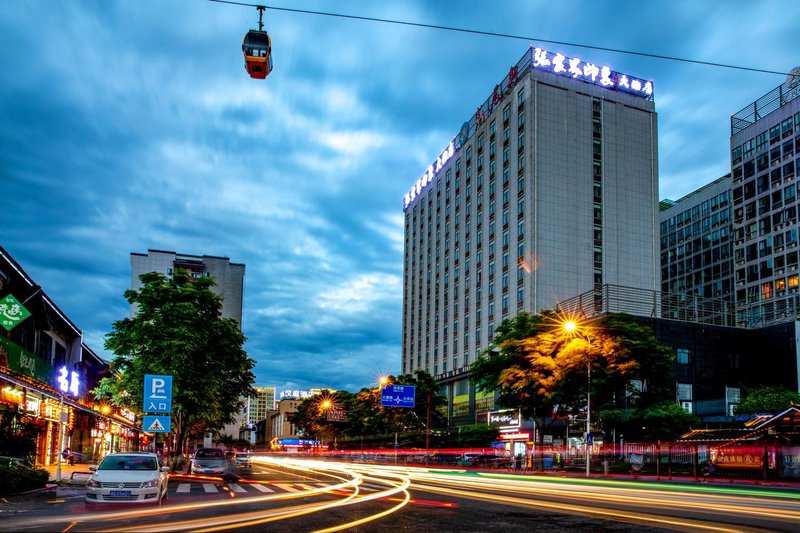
xmin=209 ymin=0 xmax=796 ymax=78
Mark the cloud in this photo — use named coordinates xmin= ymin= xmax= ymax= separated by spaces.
xmin=2 ymin=0 xmax=799 ymax=393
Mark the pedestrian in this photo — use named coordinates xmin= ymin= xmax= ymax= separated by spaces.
xmin=701 ymin=460 xmax=716 ymax=482
xmin=62 ymin=447 xmax=74 ymax=465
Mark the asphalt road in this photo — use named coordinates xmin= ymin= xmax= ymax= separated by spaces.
xmin=1 ymin=457 xmax=798 ymax=532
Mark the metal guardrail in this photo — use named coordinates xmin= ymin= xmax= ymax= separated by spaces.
xmin=557 ymin=284 xmax=798 ymax=329
xmin=731 ymin=81 xmax=800 ymax=135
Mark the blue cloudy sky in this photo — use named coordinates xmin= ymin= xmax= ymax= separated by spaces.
xmin=2 ymin=1 xmax=798 ymax=392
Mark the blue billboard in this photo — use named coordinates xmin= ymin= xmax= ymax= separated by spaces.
xmin=380 ymin=384 xmax=416 ymax=408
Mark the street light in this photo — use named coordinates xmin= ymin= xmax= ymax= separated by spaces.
xmin=561 ymin=318 xmax=592 ymax=477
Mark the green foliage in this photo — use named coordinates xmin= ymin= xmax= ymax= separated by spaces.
xmin=291 ymin=371 xmax=448 ymax=444
xmin=94 ymin=270 xmax=256 ymax=451
xmin=601 ymin=402 xmax=699 ymax=441
xmin=735 ymin=385 xmax=800 ymax=414
xmin=0 ymin=460 xmax=49 ymax=495
xmin=471 ymin=311 xmax=679 ymax=438
xmin=0 ymin=413 xmax=39 ymax=462
xmin=445 ymin=424 xmax=500 ymax=447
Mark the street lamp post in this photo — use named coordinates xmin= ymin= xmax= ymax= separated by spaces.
xmin=563 ymin=319 xmax=591 ymax=477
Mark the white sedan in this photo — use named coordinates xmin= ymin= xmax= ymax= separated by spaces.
xmin=85 ymin=452 xmax=170 ymax=505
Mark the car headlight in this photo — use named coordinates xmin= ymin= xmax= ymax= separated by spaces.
xmin=86 ymin=477 xmax=100 ymax=488
xmin=141 ymin=479 xmax=159 ymax=488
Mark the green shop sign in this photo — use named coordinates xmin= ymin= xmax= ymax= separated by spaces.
xmin=0 ymin=337 xmax=54 ymax=383
xmin=0 ymin=294 xmax=31 ymax=331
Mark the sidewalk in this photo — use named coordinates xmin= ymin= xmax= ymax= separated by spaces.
xmin=42 ymin=462 xmax=94 ymax=483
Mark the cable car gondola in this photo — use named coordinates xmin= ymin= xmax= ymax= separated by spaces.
xmin=242 ymin=6 xmax=272 ymax=80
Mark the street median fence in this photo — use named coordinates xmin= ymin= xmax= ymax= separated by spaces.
xmin=270 ymin=441 xmax=800 ymax=482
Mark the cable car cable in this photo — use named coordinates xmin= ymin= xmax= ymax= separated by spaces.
xmin=207 ymin=0 xmax=795 ymax=79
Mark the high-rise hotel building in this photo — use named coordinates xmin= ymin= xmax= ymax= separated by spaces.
xmin=730 ymin=77 xmax=800 ymax=324
xmin=401 ymin=46 xmax=659 ymax=421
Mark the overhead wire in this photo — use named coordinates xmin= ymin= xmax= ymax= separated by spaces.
xmin=208 ymin=0 xmax=796 ymax=79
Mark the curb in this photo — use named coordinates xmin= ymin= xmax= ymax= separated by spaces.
xmin=4 ymin=483 xmax=58 ymax=498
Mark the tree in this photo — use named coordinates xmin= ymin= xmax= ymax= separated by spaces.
xmin=94 ymin=270 xmax=256 ymax=456
xmin=291 ymin=371 xmax=448 ymax=447
xmin=735 ymin=385 xmax=800 ymax=414
xmin=292 ymin=390 xmax=355 ymax=446
xmin=471 ymin=311 xmax=678 ymax=440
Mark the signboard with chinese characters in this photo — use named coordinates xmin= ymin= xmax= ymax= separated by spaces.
xmin=55 ymin=366 xmax=82 ymax=398
xmin=380 ymin=384 xmax=416 ymax=408
xmin=326 ymin=407 xmax=347 ymax=422
xmin=143 ymin=374 xmax=172 ymax=413
xmin=0 ymin=337 xmax=54 ymax=383
xmin=710 ymin=447 xmax=764 ymax=469
xmin=782 ymin=446 xmax=800 ymax=478
xmin=279 ymin=389 xmax=318 ymax=400
xmin=499 ymin=431 xmax=530 ymax=441
xmin=0 ymin=294 xmax=31 ymax=331
xmin=530 ymin=47 xmax=653 ymax=99
xmin=487 ymin=409 xmax=520 ymax=428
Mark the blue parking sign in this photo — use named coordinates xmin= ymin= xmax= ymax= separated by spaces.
xmin=380 ymin=384 xmax=416 ymax=408
xmin=143 ymin=374 xmax=172 ymax=413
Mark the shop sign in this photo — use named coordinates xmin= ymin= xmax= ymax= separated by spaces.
xmin=56 ymin=366 xmax=81 ymax=397
xmin=0 ymin=337 xmax=54 ymax=383
xmin=499 ymin=431 xmax=530 ymax=441
xmin=118 ymin=408 xmax=136 ymax=423
xmin=25 ymin=396 xmax=40 ymax=414
xmin=326 ymin=407 xmax=346 ymax=422
xmin=279 ymin=389 xmax=317 ymax=400
xmin=710 ymin=447 xmax=764 ymax=469
xmin=0 ymin=294 xmax=31 ymax=331
xmin=488 ymin=409 xmax=520 ymax=428
xmin=782 ymin=446 xmax=800 ymax=478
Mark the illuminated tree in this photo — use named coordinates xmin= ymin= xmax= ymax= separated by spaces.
xmin=471 ymin=311 xmax=678 ymax=439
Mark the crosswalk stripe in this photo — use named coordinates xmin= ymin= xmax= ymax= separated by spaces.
xmin=296 ymin=484 xmax=316 ymax=490
xmin=177 ymin=483 xmax=191 ymax=493
xmin=228 ymin=483 xmax=246 ymax=493
xmin=203 ymin=483 xmax=217 ymax=493
xmin=273 ymin=483 xmax=299 ymax=493
xmin=250 ymin=484 xmax=274 ymax=493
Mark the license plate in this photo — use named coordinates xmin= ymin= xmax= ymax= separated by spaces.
xmin=110 ymin=490 xmax=131 ymax=497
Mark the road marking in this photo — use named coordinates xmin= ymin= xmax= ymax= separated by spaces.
xmin=177 ymin=483 xmax=191 ymax=493
xmin=203 ymin=484 xmax=217 ymax=493
xmin=296 ymin=484 xmax=316 ymax=491
xmin=250 ymin=484 xmax=274 ymax=493
xmin=274 ymin=483 xmax=300 ymax=493
xmin=228 ymin=483 xmax=246 ymax=493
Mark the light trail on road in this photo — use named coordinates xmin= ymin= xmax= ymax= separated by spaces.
xmin=0 ymin=457 xmax=412 ymax=533
xmin=325 ymin=461 xmax=800 ymax=532
xmin=4 ymin=457 xmax=797 ymax=532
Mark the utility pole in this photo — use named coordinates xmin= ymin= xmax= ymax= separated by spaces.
xmin=425 ymin=388 xmax=432 ymax=450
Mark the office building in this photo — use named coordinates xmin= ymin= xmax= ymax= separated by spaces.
xmin=730 ymin=76 xmax=800 ymax=325
xmin=401 ymin=46 xmax=659 ymax=421
xmin=248 ymin=386 xmax=277 ymax=427
xmin=659 ymin=175 xmax=734 ymax=302
xmin=130 ymin=249 xmax=245 ymax=325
